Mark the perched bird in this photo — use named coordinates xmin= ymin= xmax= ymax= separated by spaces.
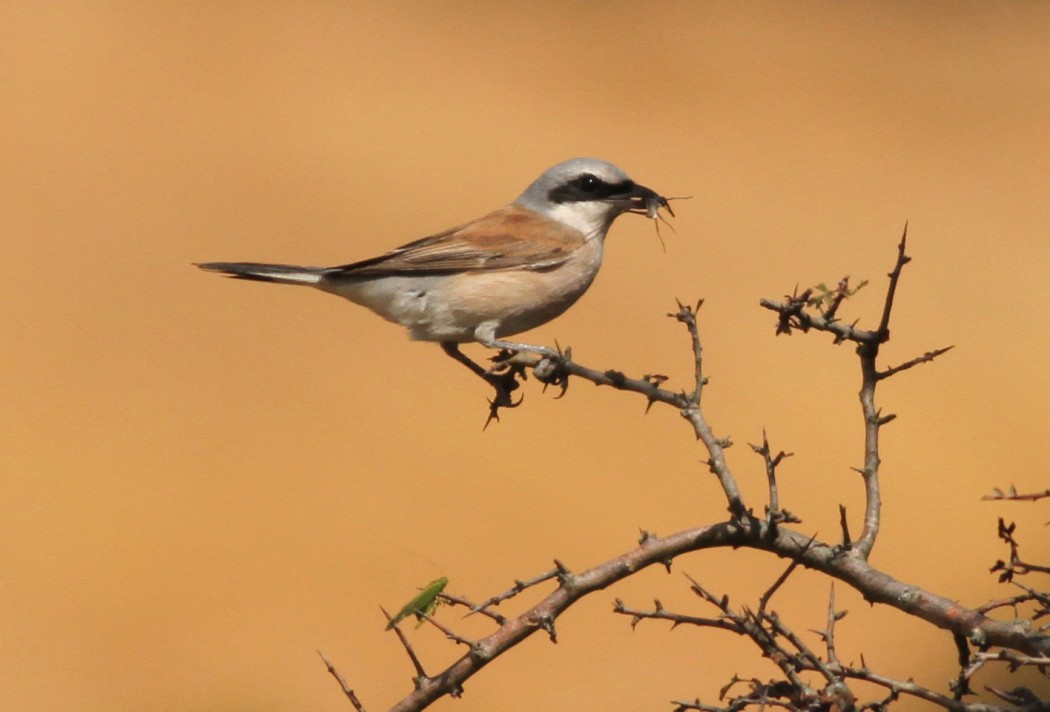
xmin=197 ymin=158 xmax=671 ymax=415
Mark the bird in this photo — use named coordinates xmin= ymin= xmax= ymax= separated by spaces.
xmin=197 ymin=157 xmax=672 ymax=418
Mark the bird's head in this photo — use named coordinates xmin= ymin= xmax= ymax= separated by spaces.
xmin=515 ymin=158 xmax=672 ymax=238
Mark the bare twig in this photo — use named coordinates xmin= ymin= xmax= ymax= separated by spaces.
xmin=815 ymin=583 xmax=845 ymax=667
xmin=466 ymin=567 xmax=561 ymax=616
xmin=758 ymin=534 xmax=816 ymax=613
xmin=983 ymin=486 xmax=1050 ymax=503
xmin=975 ymin=588 xmax=1049 ymax=616
xmin=878 ymin=346 xmax=955 ymax=380
xmin=838 ymin=504 xmax=853 ymax=548
xmin=684 ymin=572 xmax=731 ymax=611
xmin=763 ymin=609 xmax=840 ymax=687
xmin=834 ymin=664 xmax=984 ymax=710
xmin=974 ymin=649 xmax=1050 ymax=668
xmin=876 ymin=224 xmax=911 ymax=341
xmin=749 ymin=430 xmax=795 ymax=521
xmin=380 ymin=605 xmax=429 ymax=683
xmin=418 ymin=610 xmax=476 ymax=648
xmin=612 ymin=598 xmax=744 ymax=633
xmin=437 ymin=592 xmax=506 ymax=625
xmin=670 ymin=299 xmax=747 ymax=518
xmin=319 ymin=651 xmax=368 ymax=712
xmin=992 ymin=518 xmax=1050 ymax=583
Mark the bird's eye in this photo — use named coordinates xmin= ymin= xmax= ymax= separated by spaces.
xmin=577 ymin=174 xmax=600 ymax=192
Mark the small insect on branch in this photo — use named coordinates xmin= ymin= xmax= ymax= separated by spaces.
xmin=386 ymin=577 xmax=449 ymax=630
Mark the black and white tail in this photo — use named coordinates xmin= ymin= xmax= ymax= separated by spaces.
xmin=195 ymin=262 xmax=326 ymax=286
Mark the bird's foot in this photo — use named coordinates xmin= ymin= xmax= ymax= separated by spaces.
xmin=488 ymin=345 xmax=572 ymax=401
xmin=479 ymin=345 xmax=572 ymax=427
xmin=482 ymin=367 xmax=524 ymax=430
xmin=532 ymin=345 xmax=572 ymax=399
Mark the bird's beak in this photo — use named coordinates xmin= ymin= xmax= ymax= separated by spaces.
xmin=612 ymin=182 xmax=675 ymax=219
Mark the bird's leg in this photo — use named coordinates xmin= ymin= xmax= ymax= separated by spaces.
xmin=474 ymin=324 xmax=574 ymax=398
xmin=440 ymin=342 xmax=523 ymax=427
xmin=471 ymin=321 xmax=559 ymax=359
xmin=478 ymin=337 xmax=558 ymax=359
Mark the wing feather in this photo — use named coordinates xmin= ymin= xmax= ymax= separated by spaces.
xmin=325 ymin=206 xmax=582 ymax=278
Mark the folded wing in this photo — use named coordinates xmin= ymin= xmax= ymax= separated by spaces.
xmin=326 ymin=205 xmax=582 ymax=278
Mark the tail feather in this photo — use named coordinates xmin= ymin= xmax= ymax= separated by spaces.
xmin=195 ymin=262 xmax=325 ymax=286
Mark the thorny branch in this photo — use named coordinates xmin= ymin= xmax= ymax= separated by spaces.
xmin=380 ymin=605 xmax=430 ymax=685
xmin=417 ymin=610 xmax=476 ymax=648
xmin=991 ymin=518 xmax=1050 ymax=583
xmin=463 ymin=566 xmax=563 ymax=618
xmin=620 ymin=574 xmax=1043 ymax=712
xmin=749 ymin=431 xmax=797 ymax=524
xmin=984 ymin=487 xmax=1050 ymax=503
xmin=758 ymin=226 xmax=952 ymax=557
xmin=323 ymin=234 xmax=1047 ymax=711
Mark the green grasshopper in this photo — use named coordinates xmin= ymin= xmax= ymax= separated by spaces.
xmin=386 ymin=576 xmax=448 ymax=630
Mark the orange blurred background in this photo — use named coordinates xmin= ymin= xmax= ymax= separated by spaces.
xmin=2 ymin=2 xmax=1049 ymax=710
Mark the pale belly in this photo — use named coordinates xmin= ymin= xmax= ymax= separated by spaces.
xmin=321 ymin=238 xmax=604 ymax=342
